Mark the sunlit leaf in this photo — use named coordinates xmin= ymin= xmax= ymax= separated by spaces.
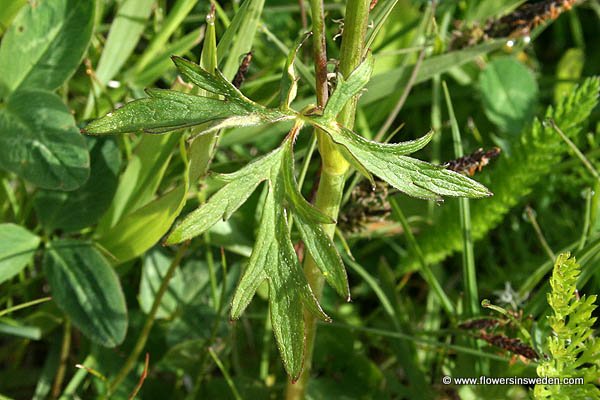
xmin=231 ymin=172 xmax=329 ymax=381
xmin=317 ymin=123 xmax=491 ymax=200
xmin=0 ymin=89 xmax=89 ymax=190
xmin=166 ymin=147 xmax=283 ymax=244
xmin=282 ymin=142 xmax=349 ymax=299
xmin=324 ymin=54 xmax=374 ymax=119
xmin=0 ymin=0 xmax=95 ymax=97
xmin=479 ymin=57 xmax=538 ymax=134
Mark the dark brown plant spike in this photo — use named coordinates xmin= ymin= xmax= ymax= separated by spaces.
xmin=232 ymin=51 xmax=253 ymax=89
xmin=478 ymin=331 xmax=539 ymax=360
xmin=450 ymin=0 xmax=577 ymax=48
xmin=458 ymin=317 xmax=500 ymax=330
xmin=339 ymin=179 xmax=392 ymax=233
xmin=444 ymin=147 xmax=501 ymax=176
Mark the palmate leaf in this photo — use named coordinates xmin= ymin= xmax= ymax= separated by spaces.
xmin=167 ymin=134 xmax=349 ymax=379
xmin=83 ymin=52 xmax=493 ymax=381
xmin=231 ymin=171 xmax=329 ymax=380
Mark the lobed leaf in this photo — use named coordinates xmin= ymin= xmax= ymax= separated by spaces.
xmin=84 ymin=88 xmax=291 ymax=136
xmin=317 ymin=124 xmax=491 ymax=200
xmin=172 ymin=56 xmax=255 ymax=107
xmin=231 ymin=175 xmax=329 ymax=381
xmin=165 ymin=147 xmax=283 ymax=244
xmin=282 ymin=142 xmax=349 ymax=299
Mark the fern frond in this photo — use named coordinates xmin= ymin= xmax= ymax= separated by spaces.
xmin=406 ymin=77 xmax=600 ymax=269
xmin=533 ymin=253 xmax=600 ymax=400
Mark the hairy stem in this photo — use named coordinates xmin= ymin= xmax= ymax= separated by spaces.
xmin=285 ymin=0 xmax=370 ymax=398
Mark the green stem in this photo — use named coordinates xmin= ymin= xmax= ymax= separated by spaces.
xmin=51 ymin=319 xmax=71 ymax=399
xmin=108 ymin=242 xmax=189 ymax=395
xmin=0 ymin=296 xmax=51 ymax=318
xmin=285 ymin=0 xmax=370 ymax=399
xmin=442 ymin=82 xmax=478 ymax=317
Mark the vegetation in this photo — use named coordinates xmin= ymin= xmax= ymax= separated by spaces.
xmin=0 ymin=0 xmax=598 ymax=399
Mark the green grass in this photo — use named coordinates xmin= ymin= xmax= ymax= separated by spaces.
xmin=0 ymin=0 xmax=599 ymax=399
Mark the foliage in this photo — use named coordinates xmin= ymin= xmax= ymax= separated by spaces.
xmin=534 ymin=253 xmax=600 ymax=399
xmin=0 ymin=0 xmax=598 ymax=398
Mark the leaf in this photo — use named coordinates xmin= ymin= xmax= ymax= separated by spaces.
xmin=97 ymin=133 xmax=181 ymax=234
xmin=279 ymin=34 xmax=308 ymax=109
xmin=172 ymin=56 xmax=254 ymax=107
xmin=230 ymin=174 xmax=329 ymax=381
xmin=0 ymin=223 xmax=40 ymax=284
xmin=363 ymin=41 xmax=505 ymax=106
xmin=98 ymin=184 xmax=187 ymax=262
xmin=43 ymin=239 xmax=128 ymax=347
xmin=0 ymin=89 xmax=89 ymax=190
xmin=139 ymin=249 xmax=185 ymax=319
xmin=282 ymin=143 xmax=349 ymax=299
xmin=0 ymin=0 xmax=95 ymax=97
xmin=165 ymin=147 xmax=283 ymax=244
xmin=324 ymin=54 xmax=374 ymax=119
xmin=93 ymin=0 xmax=154 ymax=85
xmin=216 ymin=0 xmax=265 ymax=79
xmin=84 ymin=88 xmax=291 ymax=136
xmin=479 ymin=57 xmax=539 ymax=134
xmin=554 ymin=48 xmax=584 ymax=104
xmin=0 ymin=0 xmax=26 ymax=36
xmin=318 ymin=124 xmax=491 ymax=199
xmin=34 ymin=138 xmax=121 ymax=232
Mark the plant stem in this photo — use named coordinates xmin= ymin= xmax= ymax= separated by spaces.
xmin=108 ymin=242 xmax=189 ymax=396
xmin=51 ymin=319 xmax=71 ymax=399
xmin=285 ymin=0 xmax=370 ymax=398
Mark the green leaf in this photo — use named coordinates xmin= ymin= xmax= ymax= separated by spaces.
xmin=0 ymin=0 xmax=26 ymax=36
xmin=554 ymin=48 xmax=585 ymax=104
xmin=0 ymin=223 xmax=40 ymax=284
xmin=0 ymin=89 xmax=89 ymax=190
xmin=318 ymin=124 xmax=491 ymax=199
xmin=43 ymin=239 xmax=128 ymax=347
xmin=34 ymin=138 xmax=121 ymax=232
xmin=279 ymin=34 xmax=308 ymax=110
xmin=166 ymin=147 xmax=283 ymax=244
xmin=98 ymin=184 xmax=187 ymax=262
xmin=172 ymin=56 xmax=254 ymax=107
xmin=93 ymin=0 xmax=154 ymax=85
xmin=84 ymin=88 xmax=291 ymax=136
xmin=0 ymin=0 xmax=95 ymax=97
xmin=216 ymin=0 xmax=265 ymax=79
xmin=282 ymin=143 xmax=349 ymax=299
xmin=97 ymin=133 xmax=181 ymax=234
xmin=139 ymin=249 xmax=185 ymax=319
xmin=363 ymin=41 xmax=505 ymax=106
xmin=479 ymin=57 xmax=539 ymax=134
xmin=231 ymin=174 xmax=329 ymax=381
xmin=324 ymin=54 xmax=374 ymax=119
